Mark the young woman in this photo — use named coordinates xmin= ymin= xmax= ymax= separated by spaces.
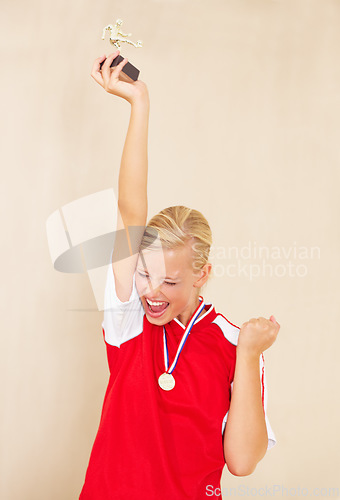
xmin=79 ymin=50 xmax=280 ymax=500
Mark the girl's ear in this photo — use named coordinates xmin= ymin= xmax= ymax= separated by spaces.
xmin=193 ymin=263 xmax=212 ymax=288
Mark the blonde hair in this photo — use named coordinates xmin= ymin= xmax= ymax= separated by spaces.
xmin=139 ymin=205 xmax=213 ymax=295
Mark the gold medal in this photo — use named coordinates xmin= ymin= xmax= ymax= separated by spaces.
xmin=158 ymin=372 xmax=175 ymax=391
xmin=158 ymin=298 xmax=205 ymax=392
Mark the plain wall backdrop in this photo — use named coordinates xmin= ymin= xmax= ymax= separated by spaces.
xmin=1 ymin=0 xmax=339 ymax=498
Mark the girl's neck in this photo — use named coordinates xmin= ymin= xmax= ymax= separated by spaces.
xmin=177 ymin=295 xmax=205 ymax=327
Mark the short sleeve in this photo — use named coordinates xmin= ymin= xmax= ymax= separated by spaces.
xmin=221 ymin=353 xmax=277 ymax=450
xmin=101 ymin=249 xmax=144 ymax=348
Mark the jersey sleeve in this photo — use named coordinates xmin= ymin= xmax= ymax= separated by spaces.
xmin=101 ymin=248 xmax=144 ymax=348
xmin=221 ymin=353 xmax=277 ymax=450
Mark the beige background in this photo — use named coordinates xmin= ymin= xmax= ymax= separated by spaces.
xmin=1 ymin=0 xmax=339 ymax=498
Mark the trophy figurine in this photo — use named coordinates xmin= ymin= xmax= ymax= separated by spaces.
xmin=100 ymin=19 xmax=142 ymax=82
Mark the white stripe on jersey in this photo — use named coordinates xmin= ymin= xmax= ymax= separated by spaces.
xmin=212 ymin=314 xmax=240 ymax=346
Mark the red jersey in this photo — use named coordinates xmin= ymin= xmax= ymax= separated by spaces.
xmin=79 ymin=263 xmax=276 ymax=499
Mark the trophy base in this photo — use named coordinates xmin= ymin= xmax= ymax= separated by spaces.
xmin=100 ymin=54 xmax=140 ymax=82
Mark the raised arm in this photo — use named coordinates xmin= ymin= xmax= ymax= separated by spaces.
xmin=91 ymin=50 xmax=150 ymax=301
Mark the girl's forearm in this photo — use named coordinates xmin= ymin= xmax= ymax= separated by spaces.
xmin=223 ymin=350 xmax=268 ymax=476
xmin=118 ymin=95 xmax=150 ymax=218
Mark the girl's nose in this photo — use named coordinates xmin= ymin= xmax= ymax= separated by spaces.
xmin=144 ymin=277 xmax=162 ymax=296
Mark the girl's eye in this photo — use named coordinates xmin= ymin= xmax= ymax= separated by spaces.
xmin=138 ymin=272 xmax=176 ymax=286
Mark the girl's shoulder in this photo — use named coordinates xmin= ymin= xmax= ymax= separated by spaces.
xmin=210 ymin=312 xmax=240 ymax=347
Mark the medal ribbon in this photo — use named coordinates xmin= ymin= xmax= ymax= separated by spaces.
xmin=162 ymin=296 xmax=205 ymax=374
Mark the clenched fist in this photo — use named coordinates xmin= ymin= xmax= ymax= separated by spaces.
xmin=237 ymin=315 xmax=280 ymax=358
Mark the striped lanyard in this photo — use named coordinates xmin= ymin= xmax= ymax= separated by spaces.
xmin=158 ymin=297 xmax=205 ymax=391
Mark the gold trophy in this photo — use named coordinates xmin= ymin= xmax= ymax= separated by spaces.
xmin=100 ymin=19 xmax=142 ymax=81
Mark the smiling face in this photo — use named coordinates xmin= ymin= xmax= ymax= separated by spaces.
xmin=135 ymin=242 xmax=210 ymax=326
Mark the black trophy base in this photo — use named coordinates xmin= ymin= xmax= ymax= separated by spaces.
xmin=99 ymin=54 xmax=140 ymax=81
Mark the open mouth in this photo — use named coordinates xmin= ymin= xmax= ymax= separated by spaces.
xmin=145 ymin=298 xmax=170 ymax=316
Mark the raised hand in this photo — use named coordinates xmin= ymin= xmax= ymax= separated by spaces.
xmin=90 ymin=50 xmax=149 ymax=104
xmin=237 ymin=315 xmax=280 ymax=358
